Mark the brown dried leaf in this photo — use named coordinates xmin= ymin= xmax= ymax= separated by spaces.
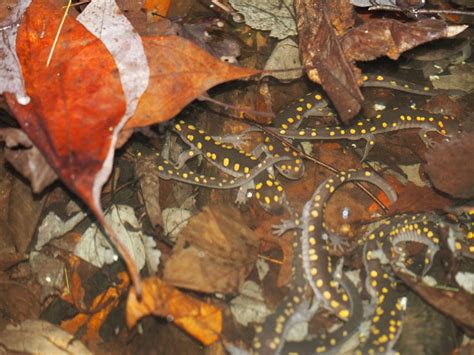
xmin=0 ymin=251 xmax=26 ymax=271
xmin=294 ymin=0 xmax=363 ymax=123
xmin=0 ymin=128 xmax=57 ymax=193
xmin=0 ymin=280 xmax=40 ymax=322
xmin=342 ymin=19 xmax=468 ymax=62
xmin=163 ymin=205 xmax=259 ymax=294
xmin=388 ymin=182 xmax=453 ymax=215
xmin=424 ymin=132 xmax=474 ymax=199
xmin=0 ymin=319 xmax=92 ymax=354
xmin=396 ymin=269 xmax=474 ymax=336
xmin=8 ymin=178 xmax=47 ymax=254
xmin=135 ymin=155 xmax=163 ymax=231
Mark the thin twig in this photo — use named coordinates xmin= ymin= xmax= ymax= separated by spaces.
xmin=201 ymin=94 xmax=390 ymax=213
xmin=249 ymin=122 xmax=389 ymax=213
xmin=368 ymin=5 xmax=474 ymax=17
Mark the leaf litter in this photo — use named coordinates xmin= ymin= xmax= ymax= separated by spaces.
xmin=0 ymin=0 xmax=473 ymax=354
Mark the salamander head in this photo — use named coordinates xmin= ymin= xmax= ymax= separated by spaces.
xmin=254 ymin=175 xmax=286 ymax=215
xmin=438 ymin=115 xmax=462 ymax=137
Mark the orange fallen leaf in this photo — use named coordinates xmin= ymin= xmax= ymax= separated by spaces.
xmin=61 ymin=272 xmax=129 ymax=345
xmin=125 ymin=35 xmax=259 ymax=129
xmin=5 ymin=0 xmax=141 ymax=292
xmin=127 ymin=276 xmax=222 ymax=346
xmin=144 ymin=0 xmax=171 ymax=16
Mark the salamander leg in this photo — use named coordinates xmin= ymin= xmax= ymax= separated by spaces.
xmin=212 ymin=131 xmax=253 ymax=150
xmin=419 ymin=128 xmax=437 ymax=147
xmin=272 ymin=219 xmax=299 ymax=236
xmin=235 ymin=180 xmax=254 ymax=205
xmin=173 ymin=147 xmax=202 ymax=169
xmin=361 ymin=133 xmax=376 ymax=161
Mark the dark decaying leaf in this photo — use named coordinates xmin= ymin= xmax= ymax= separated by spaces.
xmin=135 ymin=155 xmax=163 ymax=231
xmin=294 ymin=0 xmax=363 ymax=123
xmin=293 ymin=0 xmax=466 ymax=122
xmin=0 ymin=280 xmax=41 ymax=322
xmin=0 ymin=251 xmax=27 ymax=271
xmin=163 ymin=205 xmax=259 ymax=294
xmin=396 ymin=269 xmax=474 ymax=336
xmin=424 ymin=132 xmax=474 ymax=199
xmin=8 ymin=178 xmax=47 ymax=254
xmin=341 ymin=19 xmax=467 ymax=61
xmin=0 ymin=128 xmax=57 ymax=192
xmin=388 ymin=182 xmax=453 ymax=215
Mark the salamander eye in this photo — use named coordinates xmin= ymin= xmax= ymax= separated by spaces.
xmin=341 ymin=207 xmax=351 ymax=220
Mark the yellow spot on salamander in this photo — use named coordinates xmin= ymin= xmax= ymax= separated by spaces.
xmin=376 ymin=75 xmax=384 ymax=81
xmin=339 ymin=309 xmax=349 ymax=319
xmin=323 ymin=291 xmax=332 ymax=300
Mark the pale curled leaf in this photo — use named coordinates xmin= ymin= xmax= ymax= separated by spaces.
xmin=77 ymin=0 xmax=149 ymax=122
xmin=0 ymin=128 xmax=57 ymax=193
xmin=229 ymin=0 xmax=296 ymax=39
xmin=0 ymin=319 xmax=92 ymax=354
xmin=0 ymin=0 xmax=31 ymax=104
xmin=74 ymin=205 xmax=158 ymax=271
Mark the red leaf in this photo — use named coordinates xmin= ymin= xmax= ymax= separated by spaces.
xmin=5 ymin=0 xmax=141 ymax=292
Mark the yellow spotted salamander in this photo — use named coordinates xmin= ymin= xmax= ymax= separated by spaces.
xmin=238 ymin=74 xmax=461 ymax=177
xmin=253 ymin=169 xmax=397 ymax=355
xmin=280 ymin=273 xmax=363 ymax=355
xmin=156 ymin=151 xmax=287 ymax=190
xmin=356 ymin=213 xmax=469 ymax=354
xmin=447 ymin=209 xmax=474 ymax=259
xmin=367 ymin=211 xmax=474 ymax=262
xmin=297 ymin=170 xmax=396 ymax=321
xmin=269 ymin=107 xmax=461 ymax=160
xmin=172 ymin=121 xmax=289 ymax=214
xmin=360 ymin=73 xmax=460 ymax=96
xmin=158 ymin=121 xmax=288 ymax=213
xmin=358 ymin=232 xmax=405 ymax=355
xmin=360 ymin=213 xmax=443 ymax=275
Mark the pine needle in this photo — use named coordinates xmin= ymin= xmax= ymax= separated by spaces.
xmin=47 ymin=0 xmax=72 ymax=67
